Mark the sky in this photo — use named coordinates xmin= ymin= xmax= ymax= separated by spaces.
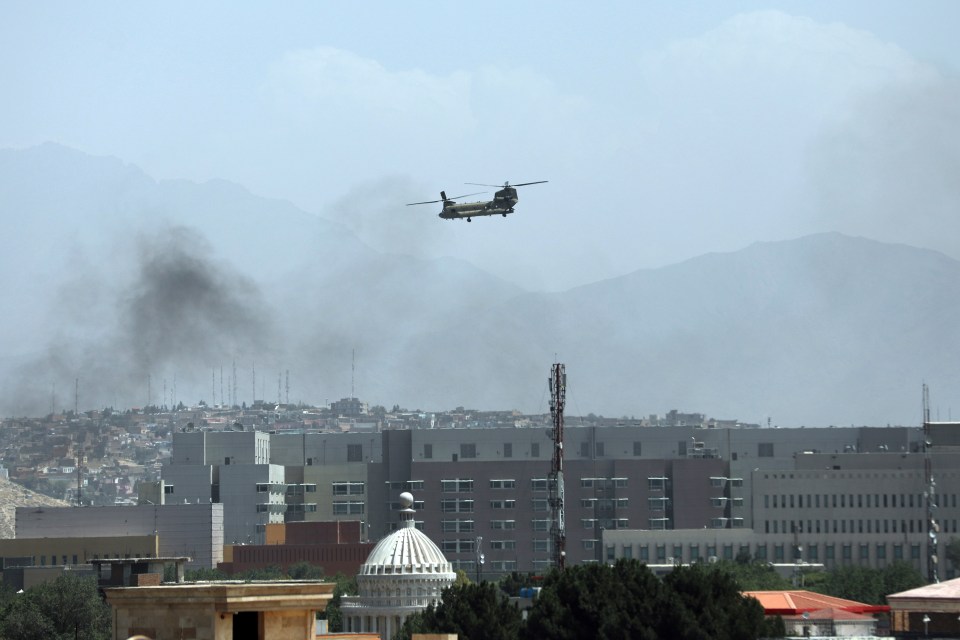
xmin=1 ymin=2 xmax=958 ymax=291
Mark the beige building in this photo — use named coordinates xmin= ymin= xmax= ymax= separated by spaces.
xmin=104 ymin=581 xmax=334 ymax=640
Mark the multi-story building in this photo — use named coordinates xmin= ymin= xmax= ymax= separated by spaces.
xmin=160 ymin=421 xmax=932 ymax=578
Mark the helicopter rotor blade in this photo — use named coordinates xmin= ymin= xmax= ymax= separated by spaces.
xmin=465 ymin=180 xmax=548 ymax=188
xmin=406 ymin=199 xmax=442 ymax=206
xmin=447 ymin=191 xmax=486 ymax=200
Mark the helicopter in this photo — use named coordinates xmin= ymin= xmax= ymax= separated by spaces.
xmin=406 ymin=180 xmax=548 ymax=222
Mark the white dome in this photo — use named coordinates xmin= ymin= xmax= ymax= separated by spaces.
xmin=359 ymin=521 xmax=454 ymax=576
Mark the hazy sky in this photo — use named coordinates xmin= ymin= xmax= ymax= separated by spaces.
xmin=2 ymin=2 xmax=958 ymax=291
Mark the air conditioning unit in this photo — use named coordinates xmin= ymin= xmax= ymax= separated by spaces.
xmin=708 ymin=555 xmax=718 ymax=564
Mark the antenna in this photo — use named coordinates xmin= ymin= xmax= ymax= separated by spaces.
xmin=212 ymin=369 xmax=216 ymax=406
xmin=252 ymin=361 xmax=256 ymax=406
xmin=352 ymin=348 xmax=356 ymax=398
xmin=51 ymin=383 xmax=55 ymax=416
xmin=923 ymin=383 xmax=939 ymax=583
xmin=549 ymin=362 xmax=566 ymax=571
xmin=285 ymin=370 xmax=290 ymax=405
xmin=232 ymin=360 xmax=237 ymax=407
xmin=220 ymin=366 xmax=224 ymax=408
xmin=147 ymin=374 xmax=152 ymax=409
xmin=277 ymin=372 xmax=281 ymax=405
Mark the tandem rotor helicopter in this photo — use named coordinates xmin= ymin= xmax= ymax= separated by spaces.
xmin=406 ymin=180 xmax=548 ymax=222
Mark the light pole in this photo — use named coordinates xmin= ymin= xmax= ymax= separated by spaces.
xmin=922 ymin=613 xmax=931 ymax=636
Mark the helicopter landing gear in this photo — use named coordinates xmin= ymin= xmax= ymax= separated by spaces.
xmin=502 ymin=212 xmax=508 ymax=217
xmin=467 ymin=217 xmax=472 ymax=222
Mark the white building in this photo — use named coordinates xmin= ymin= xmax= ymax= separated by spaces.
xmin=340 ymin=492 xmax=456 ymax=640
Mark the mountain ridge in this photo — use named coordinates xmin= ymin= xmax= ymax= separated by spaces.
xmin=1 ymin=143 xmax=957 ymax=426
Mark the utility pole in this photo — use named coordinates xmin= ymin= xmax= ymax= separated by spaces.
xmin=548 ymin=363 xmax=566 ymax=571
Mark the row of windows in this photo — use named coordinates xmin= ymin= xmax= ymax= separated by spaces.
xmin=619 ymin=541 xmax=923 ymax=564
xmin=765 ymin=518 xmax=956 ymax=535
xmin=333 ymin=501 xmax=365 ymax=515
xmin=764 ymin=492 xmax=950 ymax=510
xmin=423 ymin=442 xmax=653 ymax=460
xmin=332 ymin=481 xmax=365 ymax=496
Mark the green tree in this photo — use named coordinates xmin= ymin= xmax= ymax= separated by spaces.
xmin=880 ymin=561 xmax=925 ymax=602
xmin=946 ymin=537 xmax=960 ymax=572
xmin=713 ymin=559 xmax=792 ymax=591
xmin=322 ymin=573 xmax=358 ymax=632
xmin=1 ymin=574 xmax=110 ymax=640
xmin=395 ymin=581 xmax=523 ymax=640
xmin=812 ymin=565 xmax=884 ymax=604
xmin=0 ymin=596 xmax=58 ymax=640
xmin=287 ymin=561 xmax=324 ymax=580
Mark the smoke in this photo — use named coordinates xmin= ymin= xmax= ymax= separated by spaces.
xmin=324 ymin=176 xmax=454 ymax=258
xmin=806 ymin=73 xmax=960 ymax=254
xmin=2 ymin=225 xmax=276 ymax=414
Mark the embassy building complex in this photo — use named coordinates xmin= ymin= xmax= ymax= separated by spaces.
xmin=160 ymin=420 xmax=960 ymax=580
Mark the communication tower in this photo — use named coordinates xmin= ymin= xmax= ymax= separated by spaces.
xmin=548 ymin=363 xmax=566 ymax=570
xmin=923 ymin=383 xmax=939 ymax=583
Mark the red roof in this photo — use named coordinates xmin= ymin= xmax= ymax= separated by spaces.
xmin=744 ymin=590 xmax=890 ymax=616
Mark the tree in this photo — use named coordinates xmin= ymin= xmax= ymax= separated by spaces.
xmin=946 ymin=537 xmax=960 ymax=571
xmin=812 ymin=564 xmax=884 ymax=604
xmin=395 ymin=581 xmax=523 ymax=640
xmin=322 ymin=573 xmax=358 ymax=632
xmin=713 ymin=559 xmax=792 ymax=591
xmin=1 ymin=574 xmax=110 ymax=640
xmin=880 ymin=562 xmax=925 ymax=602
xmin=522 ymin=560 xmax=783 ymax=640
xmin=287 ymin=561 xmax=324 ymax=580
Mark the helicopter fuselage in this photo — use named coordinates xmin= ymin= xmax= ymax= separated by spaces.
xmin=439 ymin=187 xmax=519 ymax=221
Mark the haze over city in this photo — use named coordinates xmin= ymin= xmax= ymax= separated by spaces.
xmin=1 ymin=2 xmax=959 ymax=424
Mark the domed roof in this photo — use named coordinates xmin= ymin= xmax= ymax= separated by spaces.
xmin=360 ymin=521 xmax=453 ymax=576
xmin=358 ymin=492 xmax=454 ymax=577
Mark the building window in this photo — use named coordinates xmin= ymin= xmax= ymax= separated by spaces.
xmin=490 ymin=540 xmax=516 ymax=550
xmin=490 ymin=500 xmax=516 ymax=509
xmin=531 ymin=443 xmax=540 ymax=458
xmin=580 ymin=442 xmax=590 ymax=457
xmin=533 ymin=539 xmax=551 ymax=553
xmin=347 ymin=444 xmax=363 ymax=462
xmin=333 ymin=501 xmax=365 ymax=515
xmin=876 ymin=544 xmax=886 ymax=560
xmin=623 ymin=545 xmax=633 ymax=559
xmin=460 ymin=443 xmax=477 ymax=459
xmin=531 ymin=478 xmax=549 ymax=492
xmin=423 ymin=444 xmax=433 ymax=459
xmin=532 ymin=519 xmax=550 ymax=532
xmin=442 ymin=520 xmax=475 ymax=533
xmin=758 ymin=443 xmax=774 ymax=457
xmin=490 ymin=520 xmax=516 ymax=530
xmin=532 ymin=499 xmax=549 ymax=512
xmin=648 ymin=477 xmax=667 ymax=491
xmin=332 ymin=481 xmax=365 ymax=495
xmin=441 ymin=479 xmax=474 ymax=493
xmin=633 ymin=442 xmax=642 ymax=456
xmin=596 ymin=442 xmax=605 ymax=457
xmin=489 ymin=479 xmax=516 ymax=490
xmin=503 ymin=443 xmax=513 ymax=458
xmin=441 ymin=539 xmax=475 ymax=554
xmin=440 ymin=499 xmax=474 ymax=513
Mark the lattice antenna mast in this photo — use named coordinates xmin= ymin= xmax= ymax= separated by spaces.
xmin=548 ymin=363 xmax=567 ymax=570
xmin=923 ymin=383 xmax=939 ymax=583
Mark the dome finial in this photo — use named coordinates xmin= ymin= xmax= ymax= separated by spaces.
xmin=399 ymin=491 xmax=416 ymax=527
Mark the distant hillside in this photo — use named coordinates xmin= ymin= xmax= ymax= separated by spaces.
xmin=392 ymin=233 xmax=960 ymax=426
xmin=0 ymin=478 xmax=70 ymax=539
xmin=1 ymin=144 xmax=957 ymax=426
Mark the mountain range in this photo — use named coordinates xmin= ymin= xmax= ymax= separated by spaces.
xmin=1 ymin=143 xmax=956 ymax=427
